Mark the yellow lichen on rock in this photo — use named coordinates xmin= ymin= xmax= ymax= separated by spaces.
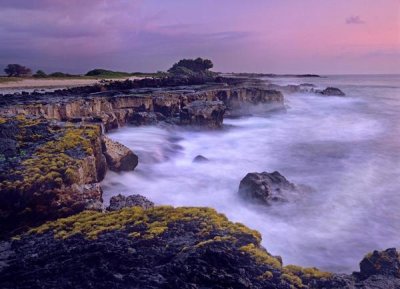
xmin=28 ymin=206 xmax=263 ymax=243
xmin=239 ymin=243 xmax=282 ymax=269
xmin=281 ymin=272 xmax=304 ymax=288
xmin=258 ymin=271 xmax=274 ymax=280
xmin=1 ymin=119 xmax=101 ymax=193
xmin=284 ymin=264 xmax=332 ymax=279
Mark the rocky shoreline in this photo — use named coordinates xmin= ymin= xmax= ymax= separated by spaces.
xmin=1 ymin=203 xmax=399 ymax=289
xmin=0 ymin=76 xmax=286 ymax=238
xmin=0 ymin=75 xmax=395 ymax=289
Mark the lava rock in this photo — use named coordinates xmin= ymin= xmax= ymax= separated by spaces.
xmin=102 ymin=136 xmax=138 ymax=172
xmin=359 ymin=248 xmax=400 ymax=279
xmin=0 ymin=138 xmax=17 ymax=159
xmin=1 ymin=206 xmax=400 ymax=289
xmin=192 ymin=155 xmax=209 ymax=163
xmin=238 ymin=171 xmax=297 ymax=204
xmin=319 ymin=87 xmax=345 ymax=96
xmin=107 ymin=194 xmax=154 ymax=211
xmin=0 ymin=207 xmax=287 ymax=289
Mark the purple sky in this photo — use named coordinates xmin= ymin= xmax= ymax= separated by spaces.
xmin=0 ymin=0 xmax=399 ymax=74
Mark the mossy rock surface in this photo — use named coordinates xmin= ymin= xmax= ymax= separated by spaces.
xmin=0 ymin=206 xmax=337 ymax=289
xmin=0 ymin=115 xmax=103 ymax=238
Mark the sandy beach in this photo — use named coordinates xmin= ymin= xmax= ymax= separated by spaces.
xmin=0 ymin=77 xmax=143 ymax=92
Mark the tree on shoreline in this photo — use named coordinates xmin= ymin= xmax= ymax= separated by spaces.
xmin=4 ymin=64 xmax=32 ymax=77
xmin=168 ymin=58 xmax=215 ymax=78
xmin=33 ymin=70 xmax=47 ymax=78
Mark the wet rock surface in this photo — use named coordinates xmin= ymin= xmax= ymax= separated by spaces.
xmin=107 ymin=194 xmax=154 ymax=211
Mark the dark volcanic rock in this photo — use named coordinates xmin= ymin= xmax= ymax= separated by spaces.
xmin=313 ymin=249 xmax=400 ymax=289
xmin=0 ymin=207 xmax=332 ymax=289
xmin=0 ymin=207 xmax=399 ymax=289
xmin=180 ymin=100 xmax=226 ymax=128
xmin=0 ymin=117 xmax=106 ymax=239
xmin=359 ymin=248 xmax=400 ymax=279
xmin=193 ymin=155 xmax=209 ymax=163
xmin=107 ymin=194 xmax=154 ymax=211
xmin=0 ymin=120 xmax=19 ymax=139
xmin=0 ymin=138 xmax=17 ymax=159
xmin=238 ymin=171 xmax=297 ymax=204
xmin=319 ymin=87 xmax=345 ymax=96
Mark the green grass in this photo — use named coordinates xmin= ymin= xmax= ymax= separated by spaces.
xmin=0 ymin=71 xmax=164 ymax=84
xmin=84 ymin=68 xmax=165 ymax=79
xmin=0 ymin=77 xmax=23 ymax=83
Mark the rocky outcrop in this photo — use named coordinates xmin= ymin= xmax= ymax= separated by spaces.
xmin=102 ymin=136 xmax=138 ymax=172
xmin=107 ymin=194 xmax=154 ymax=211
xmin=180 ymin=100 xmax=226 ymax=128
xmin=0 ymin=206 xmax=398 ymax=289
xmin=359 ymin=248 xmax=400 ymax=279
xmin=0 ymin=206 xmax=333 ymax=289
xmin=0 ymin=78 xmax=286 ymax=131
xmin=130 ymin=112 xmax=165 ymax=125
xmin=238 ymin=171 xmax=298 ymax=204
xmin=0 ymin=116 xmax=108 ymax=238
xmin=318 ymin=87 xmax=345 ymax=96
xmin=314 ymin=248 xmax=400 ymax=289
xmin=0 ymin=78 xmax=287 ymax=238
xmin=0 ymin=115 xmax=138 ymax=238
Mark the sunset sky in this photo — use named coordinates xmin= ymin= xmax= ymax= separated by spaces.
xmin=0 ymin=0 xmax=399 ymax=74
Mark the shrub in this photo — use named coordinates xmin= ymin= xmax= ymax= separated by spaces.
xmin=168 ymin=58 xmax=213 ymax=73
xmin=4 ymin=64 xmax=32 ymax=77
xmin=85 ymin=69 xmax=130 ymax=77
xmin=48 ymin=72 xmax=78 ymax=78
xmin=33 ymin=70 xmax=47 ymax=78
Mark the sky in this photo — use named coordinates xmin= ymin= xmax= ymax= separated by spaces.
xmin=0 ymin=0 xmax=399 ymax=74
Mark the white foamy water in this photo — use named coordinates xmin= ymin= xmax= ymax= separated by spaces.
xmin=102 ymin=75 xmax=400 ymax=273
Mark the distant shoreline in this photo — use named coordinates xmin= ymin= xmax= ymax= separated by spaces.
xmin=0 ymin=76 xmax=145 ymax=91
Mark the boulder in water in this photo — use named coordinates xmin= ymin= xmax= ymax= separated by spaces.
xmin=193 ymin=155 xmax=209 ymax=163
xmin=319 ymin=87 xmax=345 ymax=96
xmin=238 ymin=171 xmax=297 ymax=204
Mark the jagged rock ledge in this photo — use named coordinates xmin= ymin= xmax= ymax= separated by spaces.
xmin=0 ymin=77 xmax=284 ymax=130
xmin=0 ymin=205 xmax=399 ymax=289
xmin=0 ymin=115 xmax=137 ymax=238
xmin=0 ymin=77 xmax=285 ymax=238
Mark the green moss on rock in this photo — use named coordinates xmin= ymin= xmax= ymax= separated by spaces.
xmin=1 ymin=116 xmax=101 ymax=193
xmin=29 ymin=206 xmax=262 ymax=242
xmin=240 ymin=243 xmax=282 ymax=269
